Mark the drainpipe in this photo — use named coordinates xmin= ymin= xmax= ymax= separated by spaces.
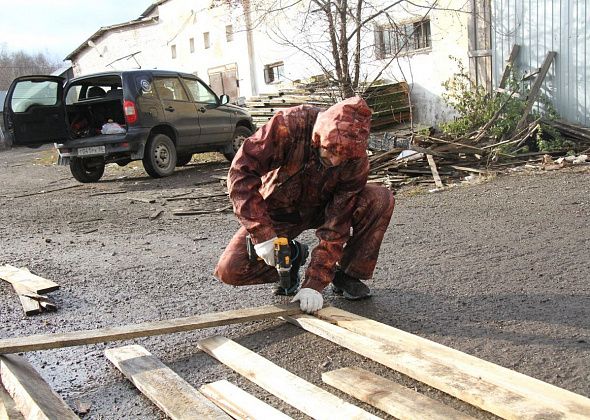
xmin=243 ymin=0 xmax=258 ymax=96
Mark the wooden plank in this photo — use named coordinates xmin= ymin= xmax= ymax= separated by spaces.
xmin=426 ymin=155 xmax=444 ymax=188
xmin=199 ymin=380 xmax=292 ymax=420
xmin=0 ymin=354 xmax=78 ymax=419
xmin=105 ymin=345 xmax=229 ymax=419
xmin=0 ymin=304 xmax=301 ymax=354
xmin=316 ymin=307 xmax=590 ymax=415
xmin=197 ymin=336 xmax=380 ymax=420
xmin=12 ymin=283 xmax=41 ymax=316
xmin=498 ymin=44 xmax=521 ymax=89
xmin=286 ymin=313 xmax=590 ymax=420
xmin=0 ymin=382 xmax=24 ymax=420
xmin=323 ymin=367 xmax=475 ymax=420
xmin=515 ymin=51 xmax=557 ymax=131
xmin=0 ymin=265 xmax=59 ymax=294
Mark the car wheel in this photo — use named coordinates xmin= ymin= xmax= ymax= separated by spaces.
xmin=223 ymin=126 xmax=252 ymax=161
xmin=143 ymin=134 xmax=177 ymax=178
xmin=70 ymin=157 xmax=105 ymax=183
xmin=176 ymin=154 xmax=193 ymax=167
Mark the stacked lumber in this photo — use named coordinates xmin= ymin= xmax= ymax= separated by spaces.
xmin=0 ymin=265 xmax=59 ymax=315
xmin=245 ymin=81 xmax=412 ymax=131
xmin=1 ymin=304 xmax=589 ymax=419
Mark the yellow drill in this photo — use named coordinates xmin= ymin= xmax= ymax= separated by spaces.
xmin=246 ymin=236 xmax=292 ymax=291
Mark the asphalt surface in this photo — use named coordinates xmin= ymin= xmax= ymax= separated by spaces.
xmin=0 ymin=145 xmax=589 ymax=419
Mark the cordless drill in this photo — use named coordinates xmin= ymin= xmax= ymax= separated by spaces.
xmin=246 ymin=236 xmax=292 ymax=291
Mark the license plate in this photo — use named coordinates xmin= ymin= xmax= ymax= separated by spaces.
xmin=78 ymin=146 xmax=105 ymax=156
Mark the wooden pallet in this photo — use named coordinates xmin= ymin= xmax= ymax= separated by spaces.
xmin=1 ymin=304 xmax=589 ymax=419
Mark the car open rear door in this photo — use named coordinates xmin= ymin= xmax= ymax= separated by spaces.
xmin=3 ymin=75 xmax=68 ymax=146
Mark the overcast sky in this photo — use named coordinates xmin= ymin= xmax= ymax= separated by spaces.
xmin=0 ymin=0 xmax=154 ymax=61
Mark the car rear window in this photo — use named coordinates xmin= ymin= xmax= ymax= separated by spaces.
xmin=11 ymin=80 xmax=59 ymax=112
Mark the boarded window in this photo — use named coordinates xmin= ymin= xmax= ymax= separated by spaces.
xmin=171 ymin=44 xmax=177 ymax=59
xmin=204 ymin=32 xmax=210 ymax=49
xmin=226 ymin=25 xmax=233 ymax=42
xmin=263 ymin=62 xmax=285 ymax=84
xmin=375 ymin=19 xmax=431 ymax=58
xmin=189 ymin=38 xmax=195 ymax=53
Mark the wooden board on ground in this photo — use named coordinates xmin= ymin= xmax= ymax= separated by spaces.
xmin=200 ymin=380 xmax=292 ymax=420
xmin=286 ymin=313 xmax=590 ymax=420
xmin=11 ymin=283 xmax=41 ymax=316
xmin=0 ymin=354 xmax=78 ymax=419
xmin=105 ymin=345 xmax=229 ymax=419
xmin=0 ymin=382 xmax=24 ymax=420
xmin=0 ymin=303 xmax=302 ymax=354
xmin=198 ymin=336 xmax=380 ymax=420
xmin=0 ymin=265 xmax=59 ymax=294
xmin=323 ymin=367 xmax=475 ymax=420
xmin=315 ymin=307 xmax=590 ymax=418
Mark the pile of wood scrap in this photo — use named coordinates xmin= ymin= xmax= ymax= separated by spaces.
xmin=368 ymin=117 xmax=590 ymax=190
xmin=245 ymin=81 xmax=411 ymax=131
xmin=543 ymin=118 xmax=590 ymax=153
xmin=1 ymin=304 xmax=589 ymax=419
xmin=0 ymin=265 xmax=59 ymax=315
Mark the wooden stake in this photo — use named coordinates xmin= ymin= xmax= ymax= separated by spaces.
xmin=200 ymin=380 xmax=292 ymax=420
xmin=0 ymin=382 xmax=24 ymax=420
xmin=0 ymin=304 xmax=301 ymax=354
xmin=0 ymin=354 xmax=78 ymax=419
xmin=105 ymin=345 xmax=229 ymax=419
xmin=198 ymin=336 xmax=379 ymax=420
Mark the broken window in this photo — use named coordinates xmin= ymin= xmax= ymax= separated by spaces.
xmin=264 ymin=62 xmax=285 ymax=84
xmin=171 ymin=44 xmax=177 ymax=59
xmin=226 ymin=25 xmax=233 ymax=42
xmin=189 ymin=38 xmax=195 ymax=53
xmin=375 ymin=19 xmax=431 ymax=58
xmin=204 ymin=32 xmax=210 ymax=49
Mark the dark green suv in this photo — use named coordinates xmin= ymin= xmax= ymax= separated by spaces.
xmin=3 ymin=70 xmax=255 ymax=182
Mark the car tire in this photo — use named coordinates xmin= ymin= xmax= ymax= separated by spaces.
xmin=176 ymin=154 xmax=193 ymax=167
xmin=143 ymin=134 xmax=177 ymax=178
xmin=70 ymin=157 xmax=105 ymax=183
xmin=223 ymin=126 xmax=252 ymax=162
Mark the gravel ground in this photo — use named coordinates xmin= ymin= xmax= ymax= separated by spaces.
xmin=0 ymin=145 xmax=589 ymax=419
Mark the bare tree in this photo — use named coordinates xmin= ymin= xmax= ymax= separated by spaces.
xmin=0 ymin=44 xmax=62 ymax=90
xmin=247 ymin=0 xmax=449 ymax=99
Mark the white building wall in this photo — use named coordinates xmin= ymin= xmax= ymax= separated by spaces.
xmin=70 ymin=0 xmax=471 ymax=125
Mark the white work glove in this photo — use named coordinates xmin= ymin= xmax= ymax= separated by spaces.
xmin=292 ymin=288 xmax=323 ymax=313
xmin=254 ymin=236 xmax=277 ymax=266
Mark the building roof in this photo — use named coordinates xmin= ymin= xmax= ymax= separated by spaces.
xmin=64 ymin=15 xmax=159 ymax=61
xmin=139 ymin=0 xmax=171 ymax=18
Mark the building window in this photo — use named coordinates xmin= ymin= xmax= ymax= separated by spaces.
xmin=375 ymin=19 xmax=431 ymax=58
xmin=264 ymin=62 xmax=285 ymax=84
xmin=189 ymin=38 xmax=195 ymax=53
xmin=226 ymin=25 xmax=233 ymax=42
xmin=171 ymin=44 xmax=177 ymax=59
xmin=204 ymin=32 xmax=210 ymax=49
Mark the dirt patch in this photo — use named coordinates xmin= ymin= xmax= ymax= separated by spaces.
xmin=1 ymin=145 xmax=589 ymax=419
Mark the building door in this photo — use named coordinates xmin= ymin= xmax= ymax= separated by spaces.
xmin=208 ymin=64 xmax=239 ymax=103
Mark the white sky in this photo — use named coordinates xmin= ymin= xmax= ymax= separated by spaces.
xmin=0 ymin=0 xmax=155 ymax=61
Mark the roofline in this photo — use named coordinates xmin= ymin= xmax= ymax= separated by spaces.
xmin=140 ymin=0 xmax=171 ymax=18
xmin=64 ymin=16 xmax=159 ymax=61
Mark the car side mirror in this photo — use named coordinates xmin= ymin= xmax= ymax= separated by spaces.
xmin=220 ymin=94 xmax=230 ymax=105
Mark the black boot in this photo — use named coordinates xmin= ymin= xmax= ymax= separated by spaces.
xmin=273 ymin=240 xmax=309 ymax=296
xmin=332 ymin=269 xmax=372 ymax=300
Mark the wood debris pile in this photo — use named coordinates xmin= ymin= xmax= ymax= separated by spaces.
xmin=368 ymin=118 xmax=590 ymax=191
xmin=245 ymin=81 xmax=411 ymax=131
